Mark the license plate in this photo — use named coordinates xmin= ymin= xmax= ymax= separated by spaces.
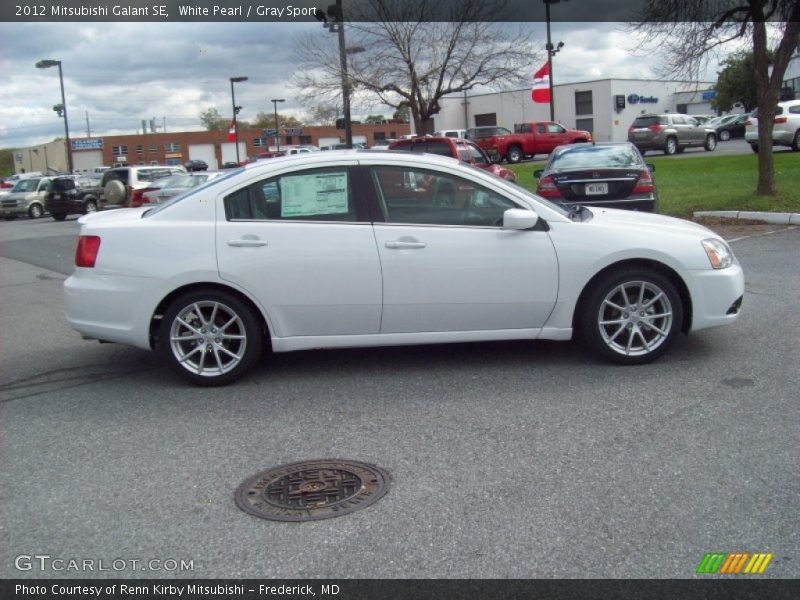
xmin=585 ymin=182 xmax=608 ymax=195
xmin=53 ymin=194 xmax=61 ymax=200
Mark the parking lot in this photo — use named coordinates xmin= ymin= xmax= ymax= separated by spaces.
xmin=1 ymin=216 xmax=798 ymax=579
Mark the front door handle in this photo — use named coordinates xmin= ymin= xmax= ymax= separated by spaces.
xmin=228 ymin=237 xmax=268 ymax=247
xmin=385 ymin=241 xmax=426 ymax=249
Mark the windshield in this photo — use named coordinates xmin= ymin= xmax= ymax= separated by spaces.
xmin=547 ymin=145 xmax=643 ymax=170
xmin=143 ymin=168 xmax=244 ymax=217
xmin=12 ymin=178 xmax=40 ymax=192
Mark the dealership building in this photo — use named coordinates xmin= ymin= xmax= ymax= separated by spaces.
xmin=432 ymin=78 xmax=727 ymax=142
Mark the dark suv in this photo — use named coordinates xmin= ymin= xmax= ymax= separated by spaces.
xmin=45 ymin=176 xmax=102 ymax=221
xmin=628 ymin=114 xmax=718 ymax=155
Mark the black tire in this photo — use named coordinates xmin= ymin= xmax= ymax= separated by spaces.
xmin=791 ymin=130 xmax=800 ymax=152
xmin=506 ymin=146 xmax=523 ymax=164
xmin=83 ymin=199 xmax=98 ymax=213
xmin=52 ymin=212 xmax=68 ymax=221
xmin=704 ymin=134 xmax=717 ymax=151
xmin=28 ymin=203 xmax=43 ymax=219
xmin=159 ymin=290 xmax=264 ymax=386
xmin=750 ymin=144 xmax=759 ymax=154
xmin=719 ymin=130 xmax=731 ymax=142
xmin=663 ymin=137 xmax=678 ymax=155
xmin=580 ymin=268 xmax=683 ymax=365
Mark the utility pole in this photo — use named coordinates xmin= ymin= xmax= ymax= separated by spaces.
xmin=85 ymin=111 xmax=91 ymax=137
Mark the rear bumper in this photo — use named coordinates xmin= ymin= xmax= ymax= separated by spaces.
xmin=560 ymin=195 xmax=657 ymax=213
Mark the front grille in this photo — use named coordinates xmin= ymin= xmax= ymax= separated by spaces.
xmin=2 ymin=200 xmax=18 ymax=208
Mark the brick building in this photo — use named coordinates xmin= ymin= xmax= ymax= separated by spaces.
xmin=65 ymin=123 xmax=410 ymax=172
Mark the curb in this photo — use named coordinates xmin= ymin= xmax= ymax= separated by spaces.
xmin=693 ymin=210 xmax=800 ymax=225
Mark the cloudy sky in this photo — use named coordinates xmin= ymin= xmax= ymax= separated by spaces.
xmin=0 ymin=20 xmax=726 ymax=149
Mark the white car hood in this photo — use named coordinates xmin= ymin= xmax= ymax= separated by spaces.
xmin=586 ymin=207 xmax=718 ymax=239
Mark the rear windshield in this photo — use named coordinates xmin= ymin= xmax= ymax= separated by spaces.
xmin=395 ymin=141 xmax=454 ymax=157
xmin=631 ymin=116 xmax=666 ymax=127
xmin=548 ymin=145 xmax=643 ymax=170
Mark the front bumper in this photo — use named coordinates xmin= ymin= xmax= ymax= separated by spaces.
xmin=688 ymin=262 xmax=745 ymax=332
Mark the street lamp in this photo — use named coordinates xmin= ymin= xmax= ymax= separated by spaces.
xmin=36 ymin=59 xmax=73 ymax=173
xmin=230 ymin=76 xmax=248 ymax=164
xmin=270 ymin=99 xmax=285 ymax=152
xmin=543 ymin=0 xmax=565 ymax=122
xmin=316 ymin=0 xmax=357 ymax=148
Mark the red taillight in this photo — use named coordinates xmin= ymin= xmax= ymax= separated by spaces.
xmin=745 ymin=120 xmax=753 ymax=126
xmin=648 ymin=124 xmax=663 ymax=132
xmin=775 ymin=116 xmax=788 ymax=124
xmin=75 ymin=236 xmax=101 ymax=268
xmin=537 ymin=175 xmax=561 ymax=198
xmin=632 ymin=171 xmax=654 ymax=194
xmin=130 ymin=186 xmax=160 ymax=207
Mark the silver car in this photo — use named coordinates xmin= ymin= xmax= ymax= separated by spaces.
xmin=1 ymin=177 xmax=52 ymax=219
xmin=142 ymin=172 xmax=225 ymax=205
xmin=745 ymin=99 xmax=800 ymax=152
xmin=628 ymin=114 xmax=718 ymax=155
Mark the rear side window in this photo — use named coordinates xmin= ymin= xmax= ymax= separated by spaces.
xmin=224 ymin=168 xmax=358 ymax=222
xmin=789 ymin=105 xmax=800 ymax=114
xmin=632 ymin=116 xmax=666 ymax=127
xmin=404 ymin=141 xmax=453 ymax=157
xmin=515 ymin=124 xmax=532 ymax=133
xmin=51 ymin=178 xmax=76 ymax=192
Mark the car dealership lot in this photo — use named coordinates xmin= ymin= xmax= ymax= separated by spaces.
xmin=1 ymin=217 xmax=798 ymax=578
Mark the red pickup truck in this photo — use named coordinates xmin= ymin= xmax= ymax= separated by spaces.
xmin=467 ymin=122 xmax=592 ymax=163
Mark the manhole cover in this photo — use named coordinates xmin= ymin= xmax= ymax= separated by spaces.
xmin=235 ymin=459 xmax=390 ymax=522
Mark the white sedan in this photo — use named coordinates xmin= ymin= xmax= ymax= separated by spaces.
xmin=64 ymin=151 xmax=744 ymax=386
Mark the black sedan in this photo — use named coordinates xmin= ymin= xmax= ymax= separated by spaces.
xmin=184 ymin=159 xmax=209 ymax=172
xmin=715 ymin=114 xmax=749 ymax=141
xmin=534 ymin=142 xmax=658 ymax=212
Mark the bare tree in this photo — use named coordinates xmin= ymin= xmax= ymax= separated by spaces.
xmin=630 ymin=1 xmax=800 ymax=195
xmin=292 ymin=0 xmax=541 ymax=133
xmin=308 ymin=105 xmax=340 ymax=126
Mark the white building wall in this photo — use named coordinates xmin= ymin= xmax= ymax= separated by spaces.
xmin=434 ymin=79 xmax=717 ymax=143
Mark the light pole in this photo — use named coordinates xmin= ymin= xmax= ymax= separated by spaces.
xmin=36 ymin=59 xmax=73 ymax=173
xmin=270 ymin=98 xmax=285 ymax=151
xmin=230 ymin=76 xmax=248 ymax=164
xmin=543 ymin=0 xmax=564 ymax=122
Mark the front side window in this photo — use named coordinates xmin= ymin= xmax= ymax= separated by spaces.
xmin=547 ymin=123 xmax=567 ymax=133
xmin=370 ymin=166 xmax=517 ymax=227
xmin=224 ymin=168 xmax=357 ymax=222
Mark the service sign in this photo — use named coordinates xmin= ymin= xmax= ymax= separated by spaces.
xmin=71 ymin=138 xmax=104 ymax=150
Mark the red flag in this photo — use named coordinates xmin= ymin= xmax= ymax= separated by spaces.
xmin=227 ymin=119 xmax=236 ymax=142
xmin=531 ymin=62 xmax=550 ymax=103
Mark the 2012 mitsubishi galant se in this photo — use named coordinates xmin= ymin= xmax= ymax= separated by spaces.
xmin=64 ymin=151 xmax=744 ymax=386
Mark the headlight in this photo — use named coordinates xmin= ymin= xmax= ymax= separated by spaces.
xmin=702 ymin=238 xmax=733 ymax=269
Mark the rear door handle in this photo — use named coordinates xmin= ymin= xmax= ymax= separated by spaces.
xmin=228 ymin=237 xmax=268 ymax=247
xmin=385 ymin=241 xmax=426 ymax=249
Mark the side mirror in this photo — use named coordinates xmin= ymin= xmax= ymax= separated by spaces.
xmin=503 ymin=208 xmax=539 ymax=230
xmin=647 ymin=164 xmax=655 ymax=173
xmin=533 ymin=169 xmax=543 ymax=178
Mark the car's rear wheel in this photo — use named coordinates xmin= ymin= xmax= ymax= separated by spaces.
xmin=506 ymin=146 xmax=523 ymax=164
xmin=791 ymin=130 xmax=800 ymax=152
xmin=160 ymin=290 xmax=264 ymax=386
xmin=704 ymin=134 xmax=717 ymax=151
xmin=28 ymin=203 xmax=43 ymax=219
xmin=664 ymin=137 xmax=677 ymax=155
xmin=52 ymin=212 xmax=67 ymax=221
xmin=719 ymin=130 xmax=731 ymax=142
xmin=582 ymin=268 xmax=683 ymax=365
xmin=83 ymin=199 xmax=98 ymax=213
xmin=750 ymin=144 xmax=759 ymax=154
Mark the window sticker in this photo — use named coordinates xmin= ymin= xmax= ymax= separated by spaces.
xmin=280 ymin=172 xmax=349 ymax=217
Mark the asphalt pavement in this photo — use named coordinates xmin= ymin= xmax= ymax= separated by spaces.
xmin=1 ymin=217 xmax=798 ymax=579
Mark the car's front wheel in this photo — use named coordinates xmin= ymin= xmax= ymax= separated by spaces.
xmin=160 ymin=290 xmax=264 ymax=386
xmin=28 ymin=203 xmax=43 ymax=219
xmin=791 ymin=130 xmax=800 ymax=152
xmin=581 ymin=269 xmax=683 ymax=365
xmin=704 ymin=134 xmax=717 ymax=151
xmin=664 ymin=137 xmax=678 ymax=155
xmin=506 ymin=146 xmax=523 ymax=164
xmin=84 ymin=199 xmax=98 ymax=213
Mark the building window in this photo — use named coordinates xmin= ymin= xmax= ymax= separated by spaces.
xmin=253 ymin=138 xmax=269 ymax=147
xmin=149 ymin=144 xmax=157 ymax=153
xmin=136 ymin=144 xmax=144 ymax=155
xmin=575 ymin=91 xmax=593 ymax=116
xmin=164 ymin=142 xmax=180 ymax=152
xmin=111 ymin=145 xmax=128 ymax=156
xmin=575 ymin=118 xmax=594 ymax=134
xmin=285 ymin=136 xmax=294 ymax=145
xmin=299 ymin=135 xmax=312 ymax=145
xmin=374 ymin=132 xmax=386 ymax=140
xmin=474 ymin=113 xmax=497 ymax=127
xmin=390 ymin=131 xmax=397 ymax=138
